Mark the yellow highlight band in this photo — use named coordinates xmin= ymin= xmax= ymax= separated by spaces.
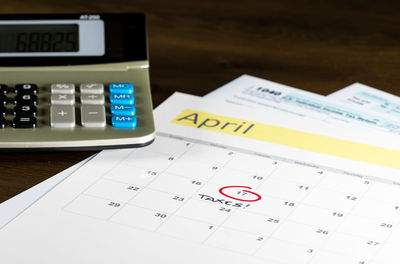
xmin=172 ymin=109 xmax=400 ymax=170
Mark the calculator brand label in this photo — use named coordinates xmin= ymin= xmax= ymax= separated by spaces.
xmin=219 ymin=186 xmax=262 ymax=202
xmin=172 ymin=109 xmax=400 ymax=170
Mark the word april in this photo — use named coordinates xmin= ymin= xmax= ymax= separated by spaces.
xmin=176 ymin=112 xmax=255 ymax=134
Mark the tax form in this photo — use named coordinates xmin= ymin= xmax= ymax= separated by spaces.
xmin=327 ymin=83 xmax=400 ymax=121
xmin=2 ymin=93 xmax=400 ymax=264
xmin=206 ymin=75 xmax=400 ymax=134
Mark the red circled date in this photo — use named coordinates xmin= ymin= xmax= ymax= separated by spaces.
xmin=219 ymin=186 xmax=262 ymax=202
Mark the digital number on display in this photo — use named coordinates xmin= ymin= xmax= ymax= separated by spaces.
xmin=0 ymin=24 xmax=79 ymax=52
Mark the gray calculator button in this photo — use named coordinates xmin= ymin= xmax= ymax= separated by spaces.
xmin=80 ymin=94 xmax=105 ymax=104
xmin=50 ymin=105 xmax=75 ymax=128
xmin=51 ymin=83 xmax=75 ymax=94
xmin=51 ymin=94 xmax=75 ymax=105
xmin=81 ymin=105 xmax=106 ymax=128
xmin=80 ymin=83 xmax=104 ymax=94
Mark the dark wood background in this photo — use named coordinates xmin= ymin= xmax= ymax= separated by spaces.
xmin=1 ymin=0 xmax=400 ymax=202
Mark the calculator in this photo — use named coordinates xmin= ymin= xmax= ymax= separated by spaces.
xmin=0 ymin=13 xmax=155 ymax=150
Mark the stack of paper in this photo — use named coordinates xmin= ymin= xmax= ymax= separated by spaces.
xmin=2 ymin=75 xmax=400 ymax=264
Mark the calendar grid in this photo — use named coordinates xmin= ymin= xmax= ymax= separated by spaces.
xmin=251 ymin=164 xmax=327 ymax=259
xmin=106 ymin=141 xmax=196 ymax=222
xmin=61 ymin=149 xmax=135 ymax=212
xmin=365 ymin=203 xmax=400 ymax=263
xmin=152 ymin=143 xmax=219 ymax=233
xmin=158 ymin=132 xmax=400 ymax=187
xmin=62 ymin=133 xmax=400 ymax=263
xmin=201 ymin=157 xmax=280 ymax=245
xmin=306 ymin=174 xmax=373 ymax=263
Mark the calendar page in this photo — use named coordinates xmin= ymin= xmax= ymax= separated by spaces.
xmin=1 ymin=93 xmax=400 ymax=264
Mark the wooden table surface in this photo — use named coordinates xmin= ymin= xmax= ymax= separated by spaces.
xmin=1 ymin=0 xmax=400 ymax=202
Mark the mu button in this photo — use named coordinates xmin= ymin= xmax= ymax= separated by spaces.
xmin=13 ymin=116 xmax=37 ymax=128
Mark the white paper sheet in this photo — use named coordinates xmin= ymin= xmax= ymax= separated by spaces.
xmin=327 ymin=82 xmax=400 ymax=121
xmin=1 ymin=93 xmax=400 ymax=264
xmin=0 ymin=156 xmax=94 ymax=229
xmin=205 ymin=75 xmax=400 ymax=134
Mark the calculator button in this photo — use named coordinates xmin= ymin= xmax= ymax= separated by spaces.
xmin=0 ymin=117 xmax=5 ymax=128
xmin=50 ymin=105 xmax=75 ymax=128
xmin=15 ymin=84 xmax=38 ymax=95
xmin=111 ymin=105 xmax=136 ymax=116
xmin=13 ymin=105 xmax=37 ymax=117
xmin=0 ymin=94 xmax=8 ymax=105
xmin=14 ymin=94 xmax=37 ymax=106
xmin=80 ymin=94 xmax=105 ymax=104
xmin=110 ymin=94 xmax=134 ymax=105
xmin=51 ymin=83 xmax=75 ymax=94
xmin=111 ymin=116 xmax=137 ymax=129
xmin=12 ymin=116 xmax=37 ymax=128
xmin=51 ymin=94 xmax=75 ymax=105
xmin=0 ymin=84 xmax=8 ymax=94
xmin=81 ymin=105 xmax=106 ymax=128
xmin=109 ymin=83 xmax=134 ymax=94
xmin=80 ymin=83 xmax=104 ymax=94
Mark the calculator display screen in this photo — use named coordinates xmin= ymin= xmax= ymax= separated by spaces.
xmin=0 ymin=24 xmax=79 ymax=52
xmin=0 ymin=14 xmax=147 ymax=65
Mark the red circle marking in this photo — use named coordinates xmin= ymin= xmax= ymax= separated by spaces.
xmin=219 ymin=185 xmax=262 ymax=202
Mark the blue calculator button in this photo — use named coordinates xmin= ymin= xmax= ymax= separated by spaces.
xmin=109 ymin=83 xmax=134 ymax=94
xmin=111 ymin=104 xmax=136 ymax=116
xmin=110 ymin=94 xmax=134 ymax=105
xmin=112 ymin=116 xmax=137 ymax=129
